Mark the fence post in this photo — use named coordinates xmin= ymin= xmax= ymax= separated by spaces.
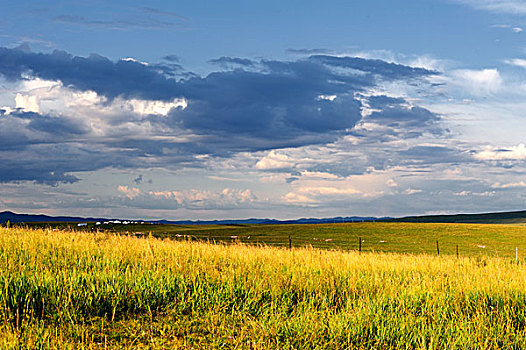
xmin=289 ymin=235 xmax=292 ymax=249
xmin=516 ymin=247 xmax=519 ymax=262
xmin=436 ymin=240 xmax=440 ymax=256
xmin=456 ymin=244 xmax=459 ymax=259
xmin=359 ymin=237 xmax=362 ymax=254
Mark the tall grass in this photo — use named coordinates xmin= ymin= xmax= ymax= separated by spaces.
xmin=2 ymin=226 xmax=526 ymax=349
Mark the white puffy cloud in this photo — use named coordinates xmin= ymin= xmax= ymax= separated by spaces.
xmin=255 ymin=151 xmax=297 ymax=170
xmin=3 ymin=77 xmax=186 ymax=119
xmin=116 ymin=186 xmax=256 ymax=209
xmin=386 ymin=179 xmax=399 ymax=187
xmin=120 ymin=57 xmax=149 ymax=66
xmin=124 ymin=97 xmax=187 ymax=116
xmin=475 ymin=144 xmax=526 ymax=161
xmin=282 ymin=186 xmax=361 ymax=205
xmin=297 ymin=186 xmax=361 ymax=196
xmin=15 ymin=93 xmax=40 ymax=113
xmin=118 ymin=185 xmax=141 ymax=199
xmin=504 ymin=58 xmax=526 ymax=68
xmin=491 ymin=181 xmax=526 ymax=188
xmin=452 ymin=69 xmax=502 ymax=95
xmin=282 ymin=192 xmax=318 ymax=204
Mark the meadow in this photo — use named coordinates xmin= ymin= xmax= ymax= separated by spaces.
xmin=31 ymin=221 xmax=526 ymax=258
xmin=2 ymin=224 xmax=526 ymax=348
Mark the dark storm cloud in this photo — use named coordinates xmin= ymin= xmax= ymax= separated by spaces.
xmin=366 ymin=105 xmax=444 ymax=139
xmin=0 ymin=137 xmax=191 ymax=186
xmin=162 ymin=54 xmax=180 ymax=62
xmin=1 ymin=111 xmax=87 ymax=140
xmin=0 ymin=47 xmax=184 ymax=100
xmin=308 ymin=55 xmax=438 ymax=80
xmin=0 ymin=46 xmax=444 ymax=184
xmin=133 ymin=175 xmax=143 ymax=185
xmin=171 ymin=63 xmax=365 ymax=152
xmin=24 ymin=113 xmax=88 ymax=136
xmin=208 ymin=56 xmax=256 ymax=67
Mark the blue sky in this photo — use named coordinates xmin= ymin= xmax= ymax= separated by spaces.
xmin=1 ymin=0 xmax=526 ymax=220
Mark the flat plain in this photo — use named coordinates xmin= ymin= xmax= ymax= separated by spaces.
xmin=3 ymin=223 xmax=526 ymax=348
xmin=32 ymin=221 xmax=526 ymax=258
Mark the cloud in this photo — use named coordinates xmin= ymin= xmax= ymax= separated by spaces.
xmin=453 ymin=68 xmax=503 ymax=95
xmin=286 ymin=48 xmax=334 ymax=55
xmin=118 ymin=185 xmax=141 ymax=199
xmin=362 ymin=102 xmax=444 ymax=139
xmin=452 ymin=0 xmax=526 ymax=14
xmin=208 ymin=56 xmax=255 ymax=67
xmin=15 ymin=93 xmax=40 ymax=113
xmin=490 ymin=24 xmax=524 ymax=32
xmin=308 ymin=55 xmax=438 ymax=80
xmin=298 ymin=186 xmax=361 ymax=195
xmin=453 ymin=190 xmax=496 ymax=197
xmin=386 ymin=179 xmax=398 ymax=187
xmin=139 ymin=7 xmax=187 ymax=20
xmin=162 ymin=54 xmax=180 ymax=62
xmin=475 ymin=144 xmax=526 ymax=161
xmin=0 ymin=46 xmax=442 ymax=185
xmin=491 ymin=181 xmax=526 ymax=188
xmin=282 ymin=192 xmax=319 ymax=204
xmin=52 ymin=6 xmax=185 ymax=31
xmin=117 ymin=186 xmax=256 ymax=210
xmin=398 ymin=145 xmax=469 ymax=165
xmin=0 ymin=47 xmax=185 ymax=100
xmin=504 ymin=58 xmax=526 ymax=68
xmin=133 ymin=175 xmax=143 ymax=185
xmin=255 ymin=151 xmax=296 ymax=170
xmin=404 ymin=188 xmax=423 ymax=195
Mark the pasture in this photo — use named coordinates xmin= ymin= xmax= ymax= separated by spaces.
xmin=2 ymin=224 xmax=526 ymax=348
xmin=26 ymin=221 xmax=526 ymax=258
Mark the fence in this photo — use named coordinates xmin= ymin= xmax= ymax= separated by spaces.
xmin=143 ymin=232 xmax=525 ymax=260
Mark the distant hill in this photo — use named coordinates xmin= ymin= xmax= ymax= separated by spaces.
xmin=0 ymin=211 xmax=385 ymax=225
xmin=0 ymin=211 xmax=108 ymax=223
xmin=159 ymin=216 xmax=387 ymax=225
xmin=5 ymin=209 xmax=526 ymax=226
xmin=388 ymin=210 xmax=526 ymax=224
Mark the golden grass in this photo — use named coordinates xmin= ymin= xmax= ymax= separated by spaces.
xmin=1 ymin=226 xmax=526 ymax=349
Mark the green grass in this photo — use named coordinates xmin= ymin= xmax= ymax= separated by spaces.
xmin=24 ymin=221 xmax=526 ymax=258
xmin=2 ymin=225 xmax=526 ymax=348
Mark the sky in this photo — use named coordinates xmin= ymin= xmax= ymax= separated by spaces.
xmin=1 ymin=0 xmax=526 ymax=220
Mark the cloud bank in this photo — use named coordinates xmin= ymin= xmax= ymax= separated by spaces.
xmin=0 ymin=46 xmax=441 ymax=185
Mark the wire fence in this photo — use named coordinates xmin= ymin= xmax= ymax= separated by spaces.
xmin=131 ymin=232 xmax=526 ymax=260
xmin=8 ymin=222 xmax=526 ymax=259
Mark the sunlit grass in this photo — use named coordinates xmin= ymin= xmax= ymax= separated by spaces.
xmin=1 ymin=226 xmax=526 ymax=348
xmin=37 ymin=221 xmax=526 ymax=258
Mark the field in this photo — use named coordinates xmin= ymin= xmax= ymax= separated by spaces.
xmin=2 ymin=224 xmax=526 ymax=348
xmin=25 ymin=221 xmax=526 ymax=258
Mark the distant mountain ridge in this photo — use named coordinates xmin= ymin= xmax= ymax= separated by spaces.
xmin=388 ymin=210 xmax=526 ymax=224
xmin=0 ymin=211 xmax=108 ymax=223
xmin=0 ymin=211 xmax=385 ymax=225
xmin=3 ymin=209 xmax=526 ymax=225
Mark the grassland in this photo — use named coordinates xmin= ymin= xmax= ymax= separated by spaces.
xmin=26 ymin=221 xmax=526 ymax=258
xmin=3 ymin=224 xmax=526 ymax=348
